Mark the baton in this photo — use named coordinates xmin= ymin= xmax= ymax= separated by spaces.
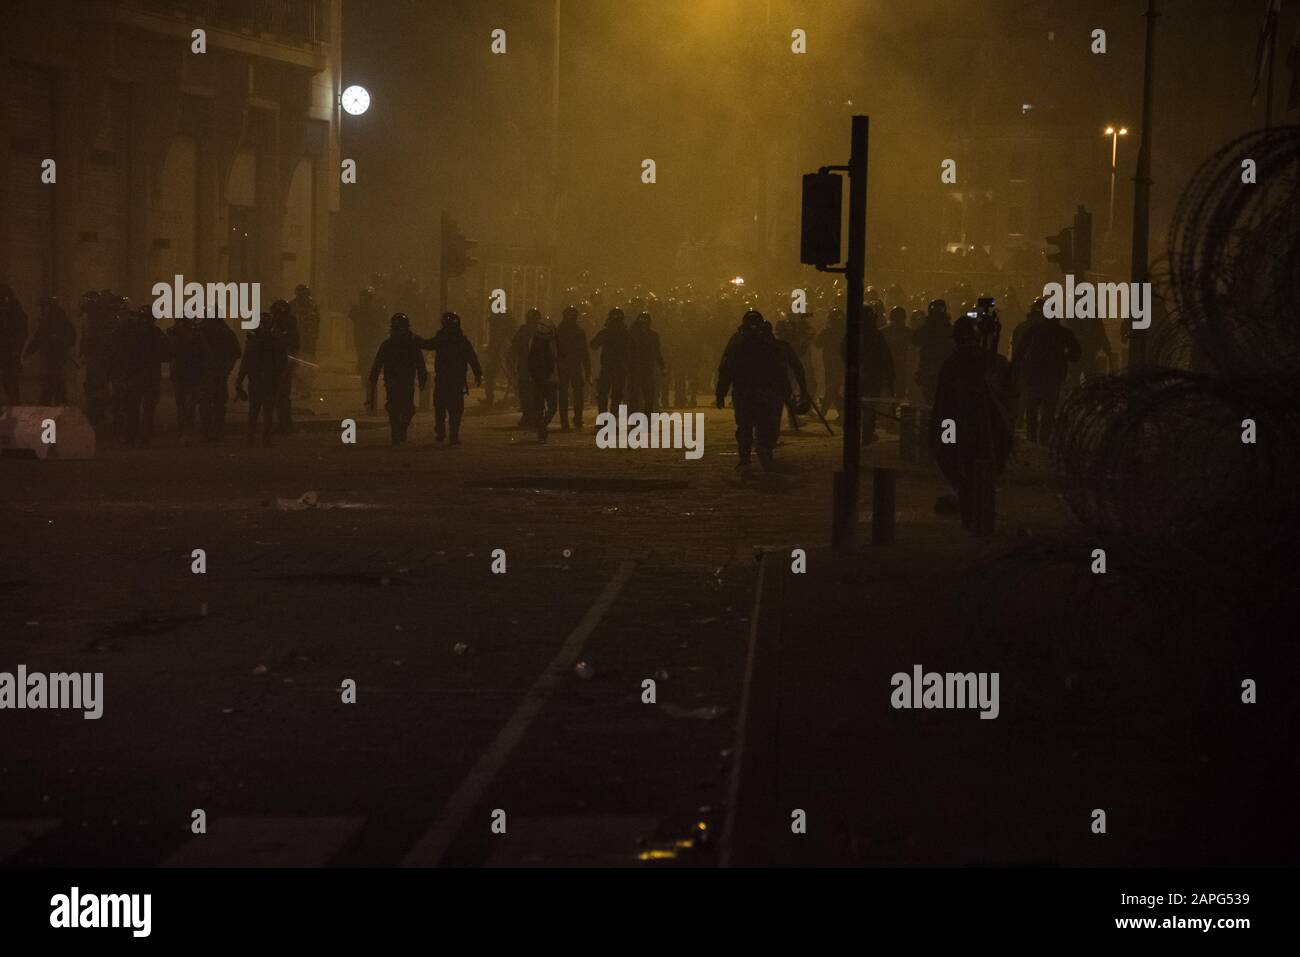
xmin=808 ymin=395 xmax=835 ymax=435
xmin=287 ymin=355 xmax=319 ymax=368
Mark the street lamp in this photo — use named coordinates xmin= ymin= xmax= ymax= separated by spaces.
xmin=1104 ymin=125 xmax=1128 ymax=239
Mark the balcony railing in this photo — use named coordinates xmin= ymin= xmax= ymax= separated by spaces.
xmin=133 ymin=0 xmax=328 ymax=45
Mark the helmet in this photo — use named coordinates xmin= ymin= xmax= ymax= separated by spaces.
xmin=607 ymin=307 xmax=625 ymax=322
xmin=889 ymin=305 xmax=908 ymax=324
xmin=952 ymin=314 xmax=976 ymax=344
xmin=636 ymin=311 xmax=651 ymax=324
xmin=741 ymin=309 xmax=764 ymax=330
xmin=271 ymin=299 xmax=291 ymax=315
xmin=295 ymin=284 xmax=309 ymax=296
xmin=391 ymin=312 xmax=411 ymax=331
xmin=525 ymin=308 xmax=542 ymax=323
xmin=928 ymin=298 xmax=947 ymax=317
xmin=1030 ymin=295 xmax=1046 ymax=316
xmin=562 ymin=305 xmax=578 ymax=322
xmin=441 ymin=311 xmax=461 ymax=328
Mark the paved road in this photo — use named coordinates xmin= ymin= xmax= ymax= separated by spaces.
xmin=0 ymin=403 xmax=835 ymax=867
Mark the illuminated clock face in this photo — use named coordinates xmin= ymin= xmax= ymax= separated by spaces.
xmin=341 ymin=85 xmax=370 ymax=116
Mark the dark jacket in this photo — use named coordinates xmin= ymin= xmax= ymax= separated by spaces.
xmin=238 ymin=327 xmax=289 ymax=393
xmin=717 ymin=329 xmax=788 ymax=402
xmin=556 ymin=318 xmax=591 ymax=378
xmin=416 ymin=327 xmax=482 ymax=392
xmin=369 ymin=330 xmax=428 ymax=390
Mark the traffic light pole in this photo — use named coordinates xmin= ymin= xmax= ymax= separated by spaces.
xmin=836 ymin=116 xmax=869 ymax=551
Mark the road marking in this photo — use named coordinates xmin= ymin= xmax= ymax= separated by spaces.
xmin=401 ymin=561 xmax=636 ymax=867
xmin=0 ymin=818 xmax=61 ymax=863
xmin=162 ymin=816 xmax=364 ymax=868
xmin=718 ymin=551 xmax=769 ymax=868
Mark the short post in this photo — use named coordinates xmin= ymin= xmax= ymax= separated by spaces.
xmin=871 ymin=467 xmax=896 ymax=545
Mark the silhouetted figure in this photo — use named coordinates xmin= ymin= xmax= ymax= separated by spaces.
xmin=269 ymin=299 xmax=298 ymax=433
xmin=815 ymin=307 xmax=845 ymax=418
xmin=482 ymin=310 xmax=518 ymax=409
xmin=0 ymin=284 xmax=26 ymax=405
xmin=526 ymin=321 xmax=561 ymax=442
xmin=198 ymin=313 xmax=242 ymax=442
xmin=118 ymin=306 xmax=170 ymax=447
xmin=883 ymin=305 xmax=912 ymax=405
xmin=416 ymin=311 xmax=481 ymax=444
xmin=368 ymin=312 xmax=427 ymax=446
xmin=511 ymin=308 xmax=543 ymax=427
xmin=628 ymin=311 xmax=666 ymax=415
xmin=291 ymin=285 xmax=320 ymax=399
xmin=930 ymin=313 xmax=1017 ymax=530
xmin=591 ymin=307 xmax=630 ymax=414
xmin=236 ymin=314 xmax=289 ymax=447
xmin=167 ymin=317 xmax=204 ymax=444
xmin=717 ymin=310 xmax=788 ymax=470
xmin=78 ymin=291 xmax=113 ymax=432
xmin=556 ymin=305 xmax=591 ymax=431
xmin=1013 ymin=312 xmax=1081 ymax=444
xmin=25 ymin=297 xmax=76 ymax=405
xmin=847 ymin=305 xmax=895 ymax=445
xmin=912 ymin=299 xmax=954 ymax=407
xmin=776 ymin=311 xmax=817 ymax=408
xmin=763 ymin=319 xmax=808 ymax=430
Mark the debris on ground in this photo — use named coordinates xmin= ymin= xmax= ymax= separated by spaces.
xmin=275 ymin=490 xmax=320 ymax=510
xmin=661 ymin=703 xmax=727 ymax=720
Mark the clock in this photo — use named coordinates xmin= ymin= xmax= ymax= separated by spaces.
xmin=341 ymin=85 xmax=370 ymax=116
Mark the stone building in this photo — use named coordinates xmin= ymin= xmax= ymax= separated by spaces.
xmin=0 ymin=0 xmax=342 ymax=342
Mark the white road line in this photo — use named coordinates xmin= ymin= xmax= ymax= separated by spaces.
xmin=161 ymin=816 xmax=364 ymax=868
xmin=401 ymin=560 xmax=636 ymax=867
xmin=718 ymin=551 xmax=769 ymax=868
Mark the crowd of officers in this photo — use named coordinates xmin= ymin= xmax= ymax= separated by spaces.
xmin=0 ymin=275 xmax=1105 ymax=462
xmin=349 ymin=280 xmax=1106 ymax=461
xmin=0 ymin=283 xmax=320 ymax=447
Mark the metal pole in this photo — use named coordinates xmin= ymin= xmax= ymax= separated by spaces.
xmin=551 ymin=0 xmax=561 ymax=310
xmin=1128 ymin=0 xmax=1158 ymax=371
xmin=1107 ymin=132 xmax=1117 ymax=239
xmin=837 ymin=115 xmax=869 ymax=550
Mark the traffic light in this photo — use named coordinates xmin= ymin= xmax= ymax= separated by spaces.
xmin=1045 ymin=226 xmax=1074 ymax=273
xmin=800 ymin=171 xmax=843 ymax=267
xmin=1072 ymin=205 xmax=1093 ymax=273
xmin=440 ymin=211 xmax=478 ymax=279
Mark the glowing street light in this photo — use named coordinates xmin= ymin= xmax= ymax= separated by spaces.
xmin=730 ymin=276 xmax=745 ymax=287
xmin=1104 ymin=125 xmax=1128 ymax=239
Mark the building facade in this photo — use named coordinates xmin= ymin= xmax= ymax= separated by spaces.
xmin=1 ymin=0 xmax=341 ymax=341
